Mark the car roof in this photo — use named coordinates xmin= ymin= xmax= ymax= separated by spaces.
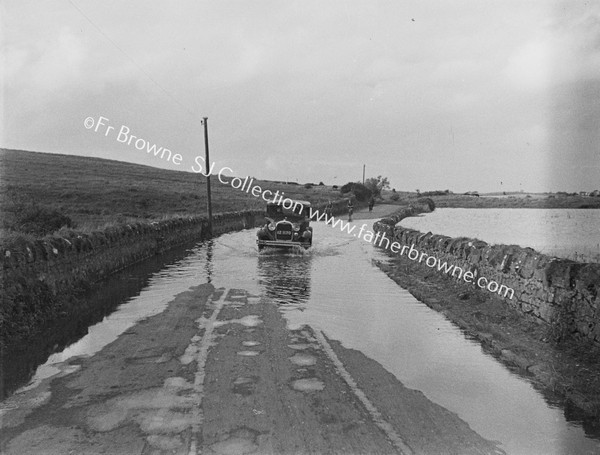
xmin=266 ymin=199 xmax=311 ymax=207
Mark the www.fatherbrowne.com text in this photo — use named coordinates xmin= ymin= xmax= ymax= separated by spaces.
xmin=308 ymin=208 xmax=515 ymax=300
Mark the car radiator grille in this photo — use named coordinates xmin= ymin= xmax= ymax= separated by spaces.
xmin=275 ymin=222 xmax=293 ymax=241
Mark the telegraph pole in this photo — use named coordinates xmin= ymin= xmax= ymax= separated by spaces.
xmin=203 ymin=117 xmax=213 ymax=236
xmin=362 ymin=164 xmax=365 ymax=185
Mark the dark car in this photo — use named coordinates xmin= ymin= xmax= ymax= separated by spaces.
xmin=256 ymin=200 xmax=313 ymax=250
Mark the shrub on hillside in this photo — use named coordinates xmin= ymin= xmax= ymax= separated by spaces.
xmin=421 ymin=190 xmax=452 ymax=197
xmin=417 ymin=197 xmax=436 ymax=212
xmin=15 ymin=204 xmax=74 ymax=236
xmin=340 ymin=182 xmax=353 ymax=194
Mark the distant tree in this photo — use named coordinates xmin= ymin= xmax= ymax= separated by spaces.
xmin=352 ymin=183 xmax=372 ymax=202
xmin=339 ymin=182 xmax=372 ymax=202
xmin=340 ymin=182 xmax=354 ymax=194
xmin=364 ymin=176 xmax=390 ymax=197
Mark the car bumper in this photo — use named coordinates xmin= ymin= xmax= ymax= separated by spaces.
xmin=257 ymin=239 xmax=311 ymax=249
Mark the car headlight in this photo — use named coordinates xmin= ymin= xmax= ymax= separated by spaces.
xmin=292 ymin=223 xmax=300 ymax=231
xmin=268 ymin=223 xmax=276 ymax=231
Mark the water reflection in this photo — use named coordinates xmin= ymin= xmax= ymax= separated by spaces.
xmin=257 ymin=249 xmax=312 ymax=307
xmin=399 ymin=208 xmax=600 ymax=263
xmin=204 ymin=239 xmax=214 ymax=283
xmin=0 ymin=243 xmax=201 ymax=399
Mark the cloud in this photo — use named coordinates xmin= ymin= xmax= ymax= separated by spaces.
xmin=264 ymin=156 xmax=279 ymax=171
xmin=505 ymin=5 xmax=600 ymax=92
xmin=3 ymin=1 xmax=599 ymax=192
xmin=27 ymin=27 xmax=86 ymax=91
xmin=505 ymin=38 xmax=554 ymax=92
xmin=0 ymin=45 xmax=29 ymax=84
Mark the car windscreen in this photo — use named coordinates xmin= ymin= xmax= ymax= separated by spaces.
xmin=266 ymin=203 xmax=309 ymax=219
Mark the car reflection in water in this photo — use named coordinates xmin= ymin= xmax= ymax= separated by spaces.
xmin=257 ymin=249 xmax=312 ymax=308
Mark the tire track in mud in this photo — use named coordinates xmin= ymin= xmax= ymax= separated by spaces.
xmin=179 ymin=287 xmax=268 ymax=454
xmin=200 ymin=288 xmax=400 ymax=454
xmin=197 ymin=285 xmax=504 ymax=454
xmin=311 ymin=327 xmax=414 ymax=455
xmin=182 ymin=287 xmax=229 ymax=455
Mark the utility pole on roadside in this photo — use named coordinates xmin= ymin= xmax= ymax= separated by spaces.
xmin=202 ymin=117 xmax=213 ymax=236
xmin=362 ymin=164 xmax=365 ymax=185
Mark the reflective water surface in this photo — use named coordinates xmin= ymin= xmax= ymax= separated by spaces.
xmin=399 ymin=208 xmax=600 ymax=263
xmin=4 ymin=221 xmax=600 ymax=455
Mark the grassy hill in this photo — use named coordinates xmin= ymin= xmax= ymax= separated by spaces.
xmin=2 ymin=149 xmax=598 ymax=242
xmin=0 ymin=149 xmax=343 ymax=238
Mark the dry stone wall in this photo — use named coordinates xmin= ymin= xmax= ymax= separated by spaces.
xmin=1 ymin=197 xmax=364 ymax=347
xmin=374 ymin=209 xmax=600 ymax=345
xmin=1 ymin=198 xmax=353 ymax=347
xmin=1 ymin=210 xmax=262 ymax=347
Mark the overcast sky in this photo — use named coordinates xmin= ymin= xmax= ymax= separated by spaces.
xmin=2 ymin=0 xmax=599 ymax=192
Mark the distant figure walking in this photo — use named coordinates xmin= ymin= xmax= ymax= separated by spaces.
xmin=347 ymin=199 xmax=354 ymax=222
xmin=325 ymin=200 xmax=333 ymax=222
xmin=368 ymin=196 xmax=375 ymax=212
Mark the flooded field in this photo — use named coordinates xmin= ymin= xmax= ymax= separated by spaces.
xmin=3 ymin=221 xmax=600 ymax=454
xmin=399 ymin=208 xmax=600 ymax=263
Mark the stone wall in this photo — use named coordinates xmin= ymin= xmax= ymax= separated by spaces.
xmin=1 ymin=210 xmax=263 ymax=347
xmin=0 ymin=197 xmax=359 ymax=347
xmin=373 ymin=210 xmax=600 ymax=345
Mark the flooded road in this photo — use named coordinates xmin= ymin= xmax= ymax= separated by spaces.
xmin=2 ymin=216 xmax=600 ymax=454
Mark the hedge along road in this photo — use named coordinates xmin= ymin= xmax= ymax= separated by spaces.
xmin=1 ymin=208 xmax=598 ymax=454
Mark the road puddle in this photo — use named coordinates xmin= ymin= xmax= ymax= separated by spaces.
xmin=237 ymin=351 xmax=260 ymax=357
xmin=291 ymin=378 xmax=325 ymax=392
xmin=215 ymin=315 xmax=262 ymax=328
xmin=287 ymin=343 xmax=312 ymax=350
xmin=210 ymin=429 xmax=259 ymax=455
xmin=85 ymin=376 xmax=196 ymax=449
xmin=289 ymin=353 xmax=317 ymax=366
xmin=242 ymin=341 xmax=261 ymax=347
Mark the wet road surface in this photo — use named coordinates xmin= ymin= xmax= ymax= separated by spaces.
xmin=1 ymin=207 xmax=599 ymax=454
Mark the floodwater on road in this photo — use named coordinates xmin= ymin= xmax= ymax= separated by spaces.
xmin=399 ymin=208 xmax=600 ymax=263
xmin=5 ymin=220 xmax=600 ymax=455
